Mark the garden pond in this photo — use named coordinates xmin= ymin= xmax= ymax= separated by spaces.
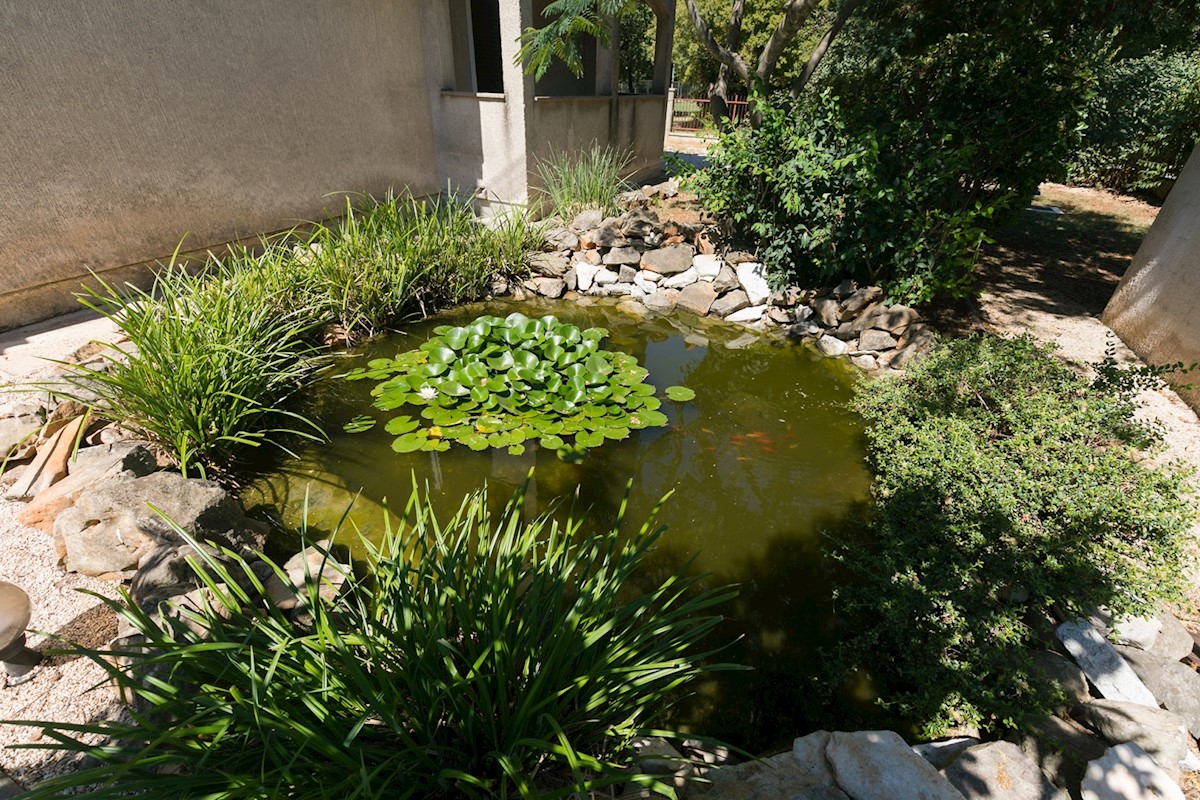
xmin=244 ymin=298 xmax=876 ymax=750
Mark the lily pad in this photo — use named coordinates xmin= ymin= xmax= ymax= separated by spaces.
xmin=665 ymin=386 xmax=696 ymax=402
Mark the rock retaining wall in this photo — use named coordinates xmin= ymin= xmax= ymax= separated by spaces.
xmin=509 ymin=199 xmax=937 ymax=371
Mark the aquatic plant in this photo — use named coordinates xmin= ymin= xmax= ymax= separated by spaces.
xmin=344 ymin=312 xmax=692 ymax=460
xmin=14 ymin=482 xmax=737 ymax=799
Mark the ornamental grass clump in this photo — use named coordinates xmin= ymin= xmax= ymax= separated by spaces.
xmin=830 ymin=334 xmax=1196 ymax=736
xmin=533 ymin=144 xmax=633 ymax=217
xmin=57 ymin=260 xmax=326 ymax=480
xmin=15 ymin=483 xmax=737 ymax=799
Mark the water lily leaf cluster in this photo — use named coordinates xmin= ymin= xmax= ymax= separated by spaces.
xmin=343 ymin=313 xmax=692 ymax=459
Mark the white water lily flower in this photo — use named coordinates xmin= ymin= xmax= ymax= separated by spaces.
xmin=418 ymin=385 xmax=438 ymax=400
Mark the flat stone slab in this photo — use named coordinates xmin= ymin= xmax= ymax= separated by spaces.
xmin=941 ymin=741 xmax=1065 ymax=799
xmin=826 ymin=731 xmax=965 ymax=800
xmin=1057 ymin=619 xmax=1158 ymax=707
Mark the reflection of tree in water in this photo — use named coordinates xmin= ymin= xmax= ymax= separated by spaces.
xmin=244 ymin=300 xmax=875 ymax=751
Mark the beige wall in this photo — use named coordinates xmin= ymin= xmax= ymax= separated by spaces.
xmin=1103 ymin=145 xmax=1200 ymax=412
xmin=0 ymin=0 xmax=441 ymax=330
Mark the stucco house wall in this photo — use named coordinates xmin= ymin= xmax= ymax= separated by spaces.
xmin=1103 ymin=144 xmax=1200 ymax=413
xmin=0 ymin=0 xmax=674 ymax=330
xmin=0 ymin=0 xmax=442 ymax=330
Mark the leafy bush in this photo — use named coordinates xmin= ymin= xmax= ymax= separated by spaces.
xmin=343 ymin=312 xmax=690 ymax=459
xmin=829 ymin=335 xmax=1195 ymax=735
xmin=693 ymin=92 xmax=1005 ymax=303
xmin=533 ymin=144 xmax=632 ymax=218
xmin=18 ymin=483 xmax=736 ymax=799
xmin=1067 ymin=47 xmax=1200 ymax=195
xmin=59 ymin=262 xmax=326 ymax=480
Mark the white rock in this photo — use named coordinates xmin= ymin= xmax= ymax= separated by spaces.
xmin=817 ymin=335 xmax=849 ymax=357
xmin=594 ymin=267 xmax=619 ymax=286
xmin=735 ymin=262 xmax=771 ymax=305
xmin=575 ymin=262 xmax=601 ymax=292
xmin=634 ymin=274 xmax=658 ymax=294
xmin=1057 ymin=619 xmax=1158 ymax=707
xmin=725 ymin=304 xmax=767 ymax=324
xmin=1082 ymin=743 xmax=1184 ymax=800
xmin=693 ymin=254 xmax=723 ymax=280
xmin=629 ymin=284 xmax=646 ymax=298
xmin=663 ymin=267 xmax=699 ymax=289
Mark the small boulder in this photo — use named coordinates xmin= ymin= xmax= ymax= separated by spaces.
xmin=263 ymin=541 xmax=351 ymax=611
xmin=1074 ymin=699 xmax=1190 ymax=778
xmin=594 ymin=267 xmax=620 ymax=286
xmin=941 ymin=741 xmax=1064 ymax=799
xmin=1030 ymin=650 xmax=1090 ymax=710
xmin=618 ymin=264 xmax=638 ymax=283
xmin=1057 ymin=619 xmax=1158 ymax=707
xmin=1082 ymin=743 xmax=1184 ymax=800
xmin=694 ymin=254 xmax=723 ymax=280
xmin=812 ymin=298 xmax=841 ymax=328
xmin=734 ymin=262 xmax=771 ymax=306
xmin=663 ymin=267 xmax=700 ymax=290
xmin=543 ymin=227 xmax=579 ymax=251
xmin=1150 ymin=613 xmax=1194 ymax=662
xmin=850 ymin=303 xmax=888 ymax=333
xmin=603 ymin=246 xmax=642 ymax=266
xmin=859 ymin=329 xmax=899 ymax=352
xmin=17 ymin=442 xmax=158 ymax=533
xmin=826 ymin=730 xmax=965 ymax=800
xmin=817 ymin=336 xmax=849 ymax=357
xmin=530 ymin=277 xmax=565 ymax=299
xmin=877 ymin=304 xmax=921 ymax=333
xmin=725 ymin=305 xmax=767 ymax=324
xmin=1114 ymin=644 xmax=1200 ymax=737
xmin=767 ymin=307 xmax=794 ymax=325
xmin=575 ymin=262 xmax=601 ymax=292
xmin=710 ymin=290 xmax=750 ymax=318
xmin=0 ymin=401 xmax=46 ymax=459
xmin=842 ymin=286 xmax=884 ymax=315
xmin=676 ymin=283 xmax=718 ymax=317
xmin=641 ymin=244 xmax=696 ymax=275
xmin=527 ymin=252 xmax=568 ymax=277
xmin=912 ymin=738 xmax=981 ymax=770
xmin=850 ymin=354 xmax=879 ymax=371
xmin=643 ymin=289 xmax=680 ymax=315
xmin=569 ymin=209 xmax=604 ymax=233
xmin=712 ymin=264 xmax=740 ymax=293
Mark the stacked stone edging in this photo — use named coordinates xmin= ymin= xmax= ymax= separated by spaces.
xmin=509 ymin=199 xmax=937 ymax=371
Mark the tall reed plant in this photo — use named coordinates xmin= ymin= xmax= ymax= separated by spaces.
xmin=16 ymin=483 xmax=738 ymax=799
xmin=533 ymin=145 xmax=634 ymax=218
xmin=59 ymin=261 xmax=326 ymax=480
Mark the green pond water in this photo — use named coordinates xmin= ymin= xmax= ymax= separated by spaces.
xmin=245 ymin=298 xmax=875 ymax=750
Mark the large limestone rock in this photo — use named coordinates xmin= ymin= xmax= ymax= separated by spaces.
xmin=692 ymin=746 xmax=848 ymax=799
xmin=812 ymin=298 xmax=841 ymax=328
xmin=826 ymin=731 xmax=965 ymax=800
xmin=1029 ymin=650 xmax=1091 ymax=710
xmin=710 ymin=290 xmax=750 ymax=318
xmin=1149 ymin=613 xmax=1195 ymax=662
xmin=817 ymin=336 xmax=849 ymax=357
xmin=1057 ymin=619 xmax=1158 ymax=707
xmin=1081 ymin=743 xmax=1184 ymax=800
xmin=941 ymin=741 xmax=1065 ymax=799
xmin=641 ymin=244 xmax=696 ymax=275
xmin=0 ymin=400 xmax=46 ymax=459
xmin=1016 ymin=714 xmax=1108 ymax=797
xmin=676 ymin=283 xmax=718 ymax=316
xmin=56 ymin=472 xmax=256 ymax=577
xmin=735 ymin=262 xmax=771 ymax=306
xmin=527 ymin=251 xmax=568 ymax=277
xmin=1074 ymin=699 xmax=1190 ymax=779
xmin=1113 ymin=644 xmax=1200 ymax=737
xmin=643 ymin=289 xmax=680 ymax=315
xmin=17 ymin=441 xmax=158 ymax=533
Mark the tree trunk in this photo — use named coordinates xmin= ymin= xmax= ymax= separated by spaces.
xmin=709 ymin=0 xmax=747 ymax=129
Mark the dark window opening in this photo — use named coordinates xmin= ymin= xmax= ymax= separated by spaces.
xmin=470 ymin=0 xmax=504 ymax=94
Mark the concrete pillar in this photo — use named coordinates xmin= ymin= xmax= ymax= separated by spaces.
xmin=1103 ymin=144 xmax=1200 ymax=412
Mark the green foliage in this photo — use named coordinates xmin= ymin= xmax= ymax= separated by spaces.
xmin=344 ymin=313 xmax=687 ymax=460
xmin=693 ymin=92 xmax=1003 ymax=302
xmin=58 ymin=263 xmax=326 ymax=480
xmin=618 ymin=3 xmax=656 ymax=92
xmin=672 ymin=0 xmax=833 ymax=94
xmin=16 ymin=482 xmax=737 ymax=799
xmin=300 ymin=193 xmax=541 ymax=339
xmin=1067 ymin=47 xmax=1200 ymax=195
xmin=52 ymin=194 xmax=538 ymax=478
xmin=831 ymin=335 xmax=1195 ymax=735
xmin=533 ymin=144 xmax=633 ymax=218
xmin=519 ymin=0 xmax=636 ymax=79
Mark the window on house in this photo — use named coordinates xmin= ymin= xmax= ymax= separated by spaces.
xmin=469 ymin=0 xmax=504 ymax=93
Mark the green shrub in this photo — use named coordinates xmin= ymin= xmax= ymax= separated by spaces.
xmin=58 ymin=261 xmax=326 ymax=480
xmin=533 ymin=144 xmax=633 ymax=218
xmin=692 ymin=93 xmax=1006 ymax=304
xmin=1067 ymin=47 xmax=1200 ymax=195
xmin=18 ymin=483 xmax=737 ymax=799
xmin=829 ymin=335 xmax=1195 ymax=735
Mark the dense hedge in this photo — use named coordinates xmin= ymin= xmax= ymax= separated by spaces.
xmin=830 ymin=335 xmax=1196 ymax=735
